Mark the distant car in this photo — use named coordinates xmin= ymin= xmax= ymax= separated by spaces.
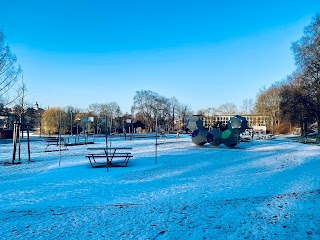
xmin=263 ymin=134 xmax=275 ymax=140
xmin=240 ymin=135 xmax=251 ymax=142
xmin=307 ymin=130 xmax=318 ymax=136
xmin=256 ymin=134 xmax=275 ymax=140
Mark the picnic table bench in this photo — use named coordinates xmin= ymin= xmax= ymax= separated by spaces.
xmin=44 ymin=137 xmax=67 ymax=152
xmin=86 ymin=147 xmax=133 ymax=170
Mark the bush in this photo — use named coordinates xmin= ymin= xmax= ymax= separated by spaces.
xmin=274 ymin=123 xmax=291 ymax=134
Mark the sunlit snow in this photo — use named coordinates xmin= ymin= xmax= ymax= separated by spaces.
xmin=0 ymin=134 xmax=319 ymax=239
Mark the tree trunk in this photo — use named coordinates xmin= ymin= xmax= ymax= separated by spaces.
xmin=304 ymin=117 xmax=308 ymax=139
xmin=300 ymin=117 xmax=304 ymax=137
xmin=317 ymin=114 xmax=320 ymax=144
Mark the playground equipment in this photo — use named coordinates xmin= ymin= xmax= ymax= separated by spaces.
xmin=187 ymin=115 xmax=248 ymax=147
xmin=44 ymin=115 xmax=96 ymax=152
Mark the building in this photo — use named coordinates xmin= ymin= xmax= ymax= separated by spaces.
xmin=200 ymin=114 xmax=272 ymax=134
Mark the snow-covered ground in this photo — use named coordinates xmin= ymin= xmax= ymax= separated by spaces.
xmin=0 ymin=134 xmax=319 ymax=239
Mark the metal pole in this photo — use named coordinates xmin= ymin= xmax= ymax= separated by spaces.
xmin=304 ymin=117 xmax=308 ymax=144
xmin=59 ymin=111 xmax=62 ymax=166
xmin=27 ymin=123 xmax=31 ymax=162
xmin=105 ymin=115 xmax=108 ymax=148
xmin=76 ymin=123 xmax=79 ymax=143
xmin=110 ymin=115 xmax=113 ymax=135
xmin=96 ymin=118 xmax=99 ymax=134
xmin=172 ymin=106 xmax=175 ymax=133
xmin=12 ymin=123 xmax=17 ymax=164
xmin=18 ymin=123 xmax=21 ymax=162
xmin=39 ymin=113 xmax=42 ymax=138
xmin=110 ymin=115 xmax=112 ymax=148
xmin=106 ymin=120 xmax=109 ymax=172
xmin=155 ymin=112 xmax=158 ymax=164
xmin=70 ymin=111 xmax=73 ymax=135
xmin=83 ymin=118 xmax=86 ymax=143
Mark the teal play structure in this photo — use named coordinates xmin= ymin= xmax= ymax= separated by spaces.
xmin=187 ymin=115 xmax=248 ymax=147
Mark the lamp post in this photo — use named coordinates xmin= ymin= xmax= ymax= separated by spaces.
xmin=70 ymin=110 xmax=73 ymax=135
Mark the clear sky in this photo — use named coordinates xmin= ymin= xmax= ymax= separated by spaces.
xmin=1 ymin=1 xmax=319 ymax=113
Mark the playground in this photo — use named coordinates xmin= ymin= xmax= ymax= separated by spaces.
xmin=0 ymin=134 xmax=319 ymax=239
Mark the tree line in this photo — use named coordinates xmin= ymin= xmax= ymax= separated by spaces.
xmin=37 ymin=92 xmax=194 ymax=135
xmin=0 ymin=96 xmax=191 ymax=136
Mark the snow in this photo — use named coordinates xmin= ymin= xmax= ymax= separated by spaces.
xmin=0 ymin=135 xmax=319 ymax=239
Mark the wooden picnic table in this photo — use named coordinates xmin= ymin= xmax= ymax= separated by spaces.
xmin=44 ymin=137 xmax=67 ymax=152
xmin=86 ymin=147 xmax=133 ymax=170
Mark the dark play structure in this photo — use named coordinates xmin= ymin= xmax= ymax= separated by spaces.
xmin=187 ymin=115 xmax=248 ymax=147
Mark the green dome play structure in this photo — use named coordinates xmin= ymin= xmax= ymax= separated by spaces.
xmin=186 ymin=115 xmax=248 ymax=147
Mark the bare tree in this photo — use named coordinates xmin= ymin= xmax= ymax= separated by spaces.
xmin=0 ymin=31 xmax=21 ymax=105
xmin=87 ymin=103 xmax=100 ymax=116
xmin=13 ymin=77 xmax=29 ymax=123
xmin=132 ymin=90 xmax=163 ymax=131
xmin=196 ymin=109 xmax=206 ymax=115
xmin=216 ymin=103 xmax=238 ymax=115
xmin=64 ymin=105 xmax=81 ymax=134
xmin=89 ymin=102 xmax=122 ymax=118
xmin=255 ymin=84 xmax=282 ymax=132
xmin=132 ymin=90 xmax=194 ymax=133
xmin=196 ymin=108 xmax=213 ymax=116
xmin=291 ymin=14 xmax=320 ymax=138
xmin=178 ymin=104 xmax=193 ymax=131
xmin=169 ymin=97 xmax=179 ymax=132
xmin=88 ymin=102 xmax=122 ymax=133
xmin=280 ymin=72 xmax=314 ymax=136
xmin=240 ymin=98 xmax=254 ymax=114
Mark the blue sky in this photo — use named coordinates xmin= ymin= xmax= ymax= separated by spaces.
xmin=1 ymin=1 xmax=319 ymax=113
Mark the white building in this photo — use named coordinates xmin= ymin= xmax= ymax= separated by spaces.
xmin=200 ymin=114 xmax=271 ymax=133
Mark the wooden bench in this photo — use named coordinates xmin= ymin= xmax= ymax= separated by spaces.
xmin=44 ymin=137 xmax=67 ymax=152
xmin=86 ymin=147 xmax=133 ymax=170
